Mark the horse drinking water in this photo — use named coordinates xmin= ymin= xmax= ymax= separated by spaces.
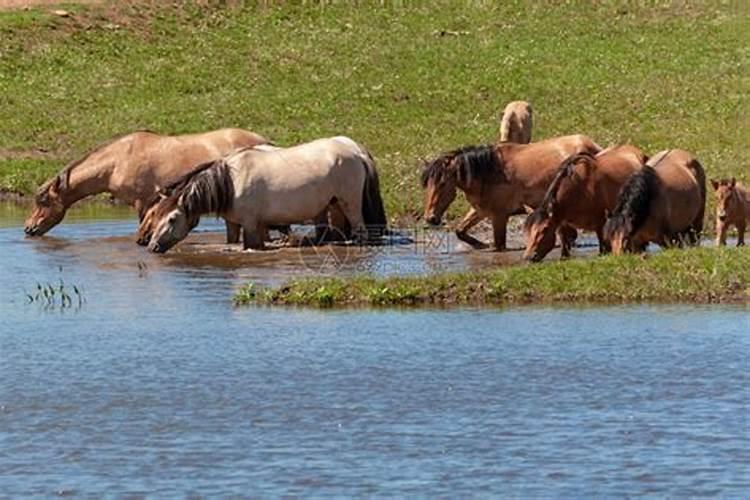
xmin=522 ymin=145 xmax=647 ymax=262
xmin=422 ymin=134 xmax=602 ymax=251
xmin=147 ymin=136 xmax=387 ymax=253
xmin=603 ymin=149 xmax=706 ymax=255
xmin=23 ymin=128 xmax=268 ymax=239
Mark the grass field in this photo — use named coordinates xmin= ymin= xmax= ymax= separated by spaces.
xmin=1 ymin=1 xmax=748 ymax=225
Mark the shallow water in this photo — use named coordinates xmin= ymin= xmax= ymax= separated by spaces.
xmin=1 ymin=207 xmax=748 ymax=496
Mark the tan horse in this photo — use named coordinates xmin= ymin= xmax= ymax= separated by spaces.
xmin=711 ymin=178 xmax=749 ymax=246
xmin=147 ymin=136 xmax=387 ymax=253
xmin=498 ymin=101 xmax=533 ymax=144
xmin=24 ymin=128 xmax=268 ymax=238
xmin=522 ymin=145 xmax=646 ymax=262
xmin=603 ymin=149 xmax=706 ymax=255
xmin=422 ymin=134 xmax=602 ymax=251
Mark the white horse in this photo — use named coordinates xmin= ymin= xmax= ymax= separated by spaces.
xmin=147 ymin=136 xmax=387 ymax=253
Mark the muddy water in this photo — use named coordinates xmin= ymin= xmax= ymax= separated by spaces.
xmin=1 ymin=207 xmax=748 ymax=496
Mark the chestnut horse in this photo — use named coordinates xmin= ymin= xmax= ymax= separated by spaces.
xmin=603 ymin=149 xmax=706 ymax=255
xmin=522 ymin=145 xmax=647 ymax=262
xmin=711 ymin=178 xmax=749 ymax=246
xmin=422 ymin=134 xmax=602 ymax=251
xmin=498 ymin=101 xmax=533 ymax=144
xmin=24 ymin=128 xmax=268 ymax=238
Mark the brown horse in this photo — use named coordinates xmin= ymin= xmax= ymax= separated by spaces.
xmin=711 ymin=178 xmax=749 ymax=246
xmin=422 ymin=134 xmax=602 ymax=251
xmin=522 ymin=145 xmax=647 ymax=262
xmin=603 ymin=149 xmax=706 ymax=255
xmin=498 ymin=101 xmax=533 ymax=144
xmin=24 ymin=128 xmax=268 ymax=238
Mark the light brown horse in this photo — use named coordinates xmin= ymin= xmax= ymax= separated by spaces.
xmin=422 ymin=134 xmax=602 ymax=251
xmin=522 ymin=145 xmax=647 ymax=261
xmin=147 ymin=136 xmax=387 ymax=253
xmin=711 ymin=178 xmax=749 ymax=246
xmin=498 ymin=101 xmax=533 ymax=144
xmin=603 ymin=149 xmax=706 ymax=255
xmin=24 ymin=128 xmax=268 ymax=238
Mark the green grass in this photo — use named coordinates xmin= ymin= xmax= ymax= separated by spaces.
xmin=1 ymin=1 xmax=748 ymax=225
xmin=234 ymin=247 xmax=750 ymax=308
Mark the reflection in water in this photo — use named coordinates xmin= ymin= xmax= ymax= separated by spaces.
xmin=1 ymin=211 xmax=748 ymax=496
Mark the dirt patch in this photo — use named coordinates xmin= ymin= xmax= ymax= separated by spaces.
xmin=0 ymin=147 xmax=55 ymax=161
xmin=0 ymin=0 xmax=100 ymax=10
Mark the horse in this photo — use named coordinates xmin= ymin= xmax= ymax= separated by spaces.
xmin=498 ymin=101 xmax=533 ymax=144
xmin=603 ymin=149 xmax=706 ymax=255
xmin=421 ymin=134 xmax=602 ymax=251
xmin=711 ymin=178 xmax=749 ymax=246
xmin=134 ymin=143 xmax=292 ymax=246
xmin=522 ymin=145 xmax=647 ymax=262
xmin=147 ymin=136 xmax=387 ymax=253
xmin=23 ymin=128 xmax=268 ymax=239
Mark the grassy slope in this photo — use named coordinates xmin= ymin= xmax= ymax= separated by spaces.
xmin=235 ymin=247 xmax=750 ymax=308
xmin=0 ymin=2 xmax=748 ymax=226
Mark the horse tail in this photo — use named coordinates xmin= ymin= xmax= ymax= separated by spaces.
xmin=360 ymin=148 xmax=388 ymax=239
xmin=686 ymin=157 xmax=706 ymax=243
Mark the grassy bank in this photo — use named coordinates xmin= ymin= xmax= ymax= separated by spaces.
xmin=234 ymin=247 xmax=750 ymax=307
xmin=0 ymin=2 xmax=748 ymax=226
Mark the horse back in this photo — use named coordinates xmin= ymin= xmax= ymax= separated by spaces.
xmin=650 ymin=150 xmax=705 ymax=232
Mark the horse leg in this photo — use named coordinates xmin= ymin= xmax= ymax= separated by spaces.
xmin=226 ymin=220 xmax=241 ymax=244
xmin=336 ymin=197 xmax=366 ymax=244
xmin=596 ymin=228 xmax=610 ymax=255
xmin=737 ymin=221 xmax=745 ymax=247
xmin=313 ymin=208 xmax=330 ymax=244
xmin=557 ymin=225 xmax=577 ymax=258
xmin=242 ymin=223 xmax=265 ymax=251
xmin=716 ymin=221 xmax=727 ymax=246
xmin=491 ymin=214 xmax=508 ymax=252
xmin=329 ymin=202 xmax=351 ymax=241
xmin=455 ymin=207 xmax=489 ymax=249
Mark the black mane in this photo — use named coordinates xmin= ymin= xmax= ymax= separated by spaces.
xmin=421 ymin=144 xmax=503 ymax=187
xmin=604 ymin=165 xmax=659 ymax=238
xmin=171 ymin=160 xmax=235 ymax=218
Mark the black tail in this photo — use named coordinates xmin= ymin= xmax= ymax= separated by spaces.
xmin=685 ymin=157 xmax=706 ymax=244
xmin=360 ymin=149 xmax=388 ymax=239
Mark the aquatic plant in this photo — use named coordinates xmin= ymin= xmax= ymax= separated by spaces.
xmin=25 ymin=278 xmax=84 ymax=312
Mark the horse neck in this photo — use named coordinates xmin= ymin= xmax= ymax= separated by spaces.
xmin=60 ymin=151 xmax=116 ymax=207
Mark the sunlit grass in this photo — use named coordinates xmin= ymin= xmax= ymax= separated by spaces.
xmin=0 ymin=2 xmax=747 ymax=227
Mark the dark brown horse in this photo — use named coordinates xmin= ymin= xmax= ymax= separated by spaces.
xmin=603 ymin=149 xmax=706 ymax=255
xmin=522 ymin=145 xmax=647 ymax=261
xmin=422 ymin=134 xmax=602 ymax=251
xmin=711 ymin=178 xmax=749 ymax=246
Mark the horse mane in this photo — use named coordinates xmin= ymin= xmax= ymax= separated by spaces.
xmin=605 ymin=165 xmax=659 ymax=237
xmin=167 ymin=160 xmax=235 ymax=218
xmin=421 ymin=144 xmax=502 ymax=187
xmin=37 ymin=130 xmax=157 ymax=199
xmin=542 ymin=153 xmax=595 ymax=210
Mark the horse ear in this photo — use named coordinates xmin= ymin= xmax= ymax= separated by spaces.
xmin=49 ymin=175 xmax=62 ymax=195
xmin=710 ymin=179 xmax=719 ymax=191
xmin=730 ymin=177 xmax=736 ymax=188
xmin=522 ymin=204 xmax=534 ymax=215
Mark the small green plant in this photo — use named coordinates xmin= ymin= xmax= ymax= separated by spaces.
xmin=25 ymin=278 xmax=84 ymax=311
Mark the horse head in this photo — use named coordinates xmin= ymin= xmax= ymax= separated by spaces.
xmin=522 ymin=204 xmax=558 ymax=262
xmin=421 ymin=156 xmax=458 ymax=226
xmin=712 ymin=178 xmax=737 ymax=223
xmin=24 ymin=175 xmax=68 ymax=237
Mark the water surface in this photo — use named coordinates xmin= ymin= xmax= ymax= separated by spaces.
xmin=0 ymin=209 xmax=748 ymax=496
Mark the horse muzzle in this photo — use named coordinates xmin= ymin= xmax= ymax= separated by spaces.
xmin=718 ymin=213 xmax=727 ymax=222
xmin=425 ymin=214 xmax=442 ymax=226
xmin=148 ymin=242 xmax=166 ymax=254
xmin=24 ymin=224 xmax=42 ymax=237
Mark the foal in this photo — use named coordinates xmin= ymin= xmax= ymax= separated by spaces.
xmin=711 ymin=178 xmax=749 ymax=246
